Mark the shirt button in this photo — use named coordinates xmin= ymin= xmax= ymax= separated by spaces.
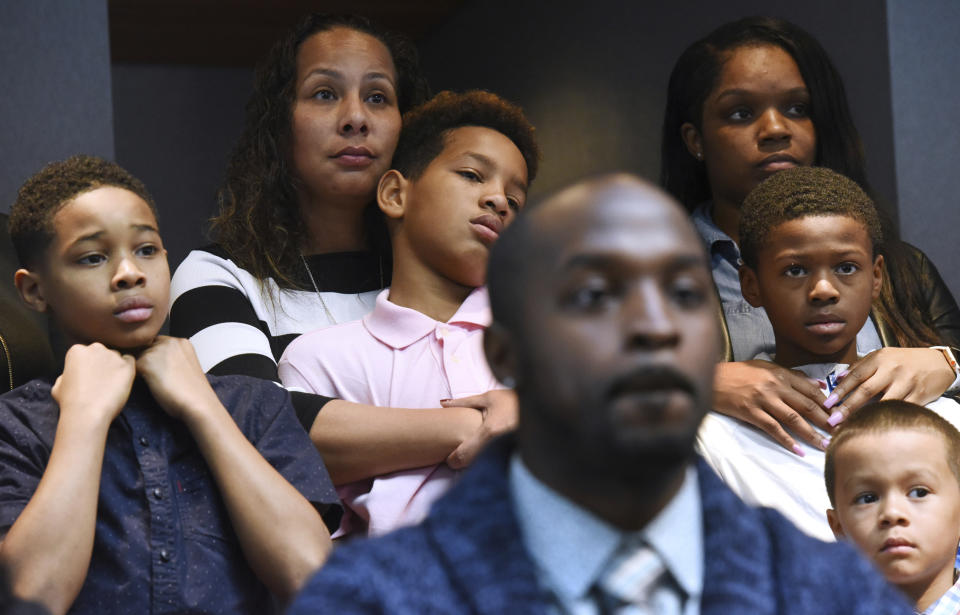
xmin=152 ymin=487 xmax=163 ymax=499
xmin=139 ymin=436 xmax=149 ymax=446
xmin=159 ymin=549 xmax=171 ymax=562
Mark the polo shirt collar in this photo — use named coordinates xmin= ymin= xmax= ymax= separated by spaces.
xmin=363 ymin=286 xmax=491 ymax=350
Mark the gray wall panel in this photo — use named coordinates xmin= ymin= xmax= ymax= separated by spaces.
xmin=417 ymin=0 xmax=897 ymax=215
xmin=887 ymin=0 xmax=960 ymax=300
xmin=0 ymin=0 xmax=114 ymax=213
xmin=111 ymin=64 xmax=251 ymax=269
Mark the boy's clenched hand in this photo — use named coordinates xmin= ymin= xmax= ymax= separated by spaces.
xmin=136 ymin=336 xmax=221 ymax=422
xmin=53 ymin=343 xmax=135 ymax=429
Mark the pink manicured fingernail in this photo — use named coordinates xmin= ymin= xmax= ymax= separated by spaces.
xmin=824 ymin=393 xmax=839 ymax=409
xmin=821 ymin=437 xmax=831 ymax=449
xmin=838 ymin=369 xmax=850 ymax=379
xmin=792 ymin=444 xmax=806 ymax=457
xmin=828 ymin=411 xmax=844 ymax=426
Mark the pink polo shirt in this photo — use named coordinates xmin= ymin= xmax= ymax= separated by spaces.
xmin=278 ymin=287 xmax=500 ymax=537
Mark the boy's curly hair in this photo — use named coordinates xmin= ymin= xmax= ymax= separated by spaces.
xmin=738 ymin=166 xmax=881 ymax=270
xmin=9 ymin=155 xmax=156 ymax=269
xmin=391 ymin=90 xmax=540 ymax=183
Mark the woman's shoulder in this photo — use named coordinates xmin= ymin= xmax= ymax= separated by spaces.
xmin=170 ymin=244 xmax=263 ymax=299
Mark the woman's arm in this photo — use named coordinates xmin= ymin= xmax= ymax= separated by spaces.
xmin=308 ymin=400 xmax=481 ymax=484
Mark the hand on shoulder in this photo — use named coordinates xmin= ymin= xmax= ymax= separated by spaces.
xmin=713 ymin=360 xmax=831 ymax=454
xmin=825 ymin=346 xmax=956 ymax=425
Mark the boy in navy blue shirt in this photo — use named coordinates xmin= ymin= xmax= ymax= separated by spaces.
xmin=0 ymin=156 xmax=335 ymax=614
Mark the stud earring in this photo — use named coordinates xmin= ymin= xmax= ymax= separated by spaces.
xmin=695 ymin=151 xmax=704 ymax=161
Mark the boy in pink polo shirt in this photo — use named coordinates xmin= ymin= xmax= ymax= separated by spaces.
xmin=279 ymin=90 xmax=539 ymax=537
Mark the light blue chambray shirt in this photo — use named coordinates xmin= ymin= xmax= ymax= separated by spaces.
xmin=690 ymin=202 xmax=883 ymax=361
xmin=510 ymin=455 xmax=702 ymax=615
xmin=922 ymin=574 xmax=960 ymax=615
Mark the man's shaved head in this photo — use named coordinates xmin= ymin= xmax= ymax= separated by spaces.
xmin=484 ymin=174 xmax=721 ymax=510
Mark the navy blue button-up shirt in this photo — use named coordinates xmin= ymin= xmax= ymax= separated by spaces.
xmin=0 ymin=375 xmax=338 ymax=614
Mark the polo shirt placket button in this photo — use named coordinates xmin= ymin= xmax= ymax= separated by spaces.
xmin=159 ymin=549 xmax=171 ymax=562
xmin=139 ymin=436 xmax=149 ymax=446
xmin=152 ymin=487 xmax=163 ymax=499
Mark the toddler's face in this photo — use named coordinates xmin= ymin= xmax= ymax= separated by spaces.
xmin=828 ymin=429 xmax=960 ymax=598
xmin=32 ymin=186 xmax=170 ymax=351
xmin=740 ymin=214 xmax=881 ymax=367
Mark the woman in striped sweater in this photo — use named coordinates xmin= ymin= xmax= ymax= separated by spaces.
xmin=170 ymin=14 xmax=504 ymax=487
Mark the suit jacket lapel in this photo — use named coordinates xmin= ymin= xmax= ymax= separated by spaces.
xmin=698 ymin=458 xmax=779 ymax=615
xmin=424 ymin=437 xmax=551 ymax=615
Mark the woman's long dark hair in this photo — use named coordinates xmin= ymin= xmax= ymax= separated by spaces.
xmin=660 ymin=16 xmax=945 ymax=349
xmin=660 ymin=16 xmax=865 ymax=211
xmin=211 ymin=13 xmax=429 ymax=290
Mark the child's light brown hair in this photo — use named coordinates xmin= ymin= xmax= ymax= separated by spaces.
xmin=824 ymin=400 xmax=960 ymax=507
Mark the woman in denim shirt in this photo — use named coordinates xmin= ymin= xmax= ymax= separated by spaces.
xmin=659 ymin=16 xmax=960 ymax=455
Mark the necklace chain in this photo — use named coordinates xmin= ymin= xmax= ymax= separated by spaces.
xmin=299 ymin=252 xmax=386 ymax=326
xmin=300 ymin=252 xmax=337 ymax=325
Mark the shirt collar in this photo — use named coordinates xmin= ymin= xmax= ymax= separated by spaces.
xmin=363 ymin=286 xmax=491 ymax=349
xmin=922 ymin=574 xmax=960 ymax=614
xmin=509 ymin=455 xmax=703 ymax=604
xmin=690 ymin=201 xmax=731 ymax=248
xmin=754 ymin=352 xmax=851 ymax=389
xmin=691 ymin=201 xmax=743 ymax=266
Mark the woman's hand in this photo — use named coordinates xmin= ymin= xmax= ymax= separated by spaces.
xmin=442 ymin=389 xmax=518 ymax=469
xmin=823 ymin=347 xmax=955 ymax=425
xmin=713 ymin=360 xmax=832 ymax=455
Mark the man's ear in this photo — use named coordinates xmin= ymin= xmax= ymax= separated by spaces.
xmin=680 ymin=122 xmax=704 ymax=161
xmin=871 ymin=254 xmax=884 ymax=301
xmin=14 ymin=268 xmax=47 ymax=313
xmin=377 ymin=169 xmax=408 ymax=221
xmin=739 ymin=265 xmax=763 ymax=308
xmin=483 ymin=321 xmax=519 ymax=389
xmin=826 ymin=509 xmax=846 ymax=540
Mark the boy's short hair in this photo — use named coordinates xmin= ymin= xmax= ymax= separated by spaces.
xmin=390 ymin=90 xmax=540 ymax=183
xmin=9 ymin=155 xmax=157 ymax=270
xmin=824 ymin=400 xmax=960 ymax=507
xmin=738 ymin=166 xmax=882 ymax=270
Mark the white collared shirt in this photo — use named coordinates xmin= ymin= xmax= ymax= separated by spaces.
xmin=697 ymin=356 xmax=960 ymax=540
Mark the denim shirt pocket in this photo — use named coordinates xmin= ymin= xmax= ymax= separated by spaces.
xmin=172 ymin=461 xmax=233 ymax=544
